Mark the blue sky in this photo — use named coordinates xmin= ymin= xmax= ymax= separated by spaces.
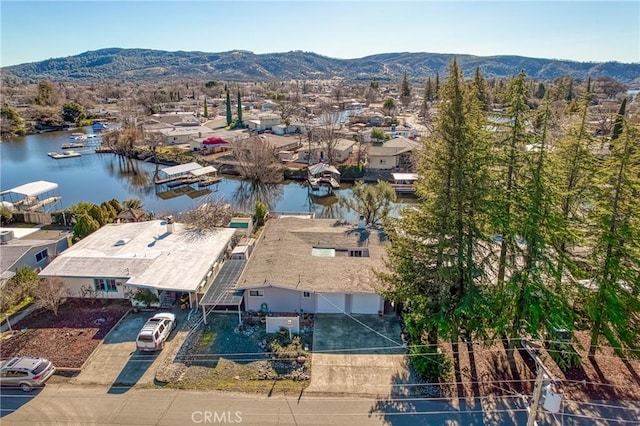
xmin=1 ymin=1 xmax=639 ymax=67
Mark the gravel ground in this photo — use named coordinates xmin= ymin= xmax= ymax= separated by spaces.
xmin=0 ymin=299 xmax=130 ymax=369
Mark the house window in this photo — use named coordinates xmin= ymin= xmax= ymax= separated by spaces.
xmin=94 ymin=278 xmax=118 ymax=292
xmin=348 ymin=248 xmax=370 ymax=258
xmin=302 ymin=291 xmax=311 ymax=298
xmin=249 ymin=290 xmax=264 ymax=297
xmin=34 ymin=249 xmax=48 ymax=263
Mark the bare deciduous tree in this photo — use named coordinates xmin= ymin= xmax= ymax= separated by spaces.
xmin=315 ymin=101 xmax=343 ymax=165
xmin=36 ymin=277 xmax=68 ymax=316
xmin=175 ymin=195 xmax=234 ymax=233
xmin=232 ymin=135 xmax=283 ymax=183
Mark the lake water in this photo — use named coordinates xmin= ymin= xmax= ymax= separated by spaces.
xmin=1 ymin=127 xmax=413 ymax=220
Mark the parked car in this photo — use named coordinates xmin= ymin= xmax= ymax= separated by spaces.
xmin=136 ymin=312 xmax=177 ymax=351
xmin=0 ymin=357 xmax=56 ymax=392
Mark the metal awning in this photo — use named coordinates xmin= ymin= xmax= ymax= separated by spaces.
xmin=190 ymin=165 xmax=217 ymax=176
xmin=200 ymin=259 xmax=247 ymax=306
xmin=160 ymin=162 xmax=203 ymax=176
xmin=0 ymin=181 xmax=58 ymax=197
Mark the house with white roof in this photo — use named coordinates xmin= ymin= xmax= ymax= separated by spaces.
xmin=38 ymin=219 xmax=237 ymax=309
xmin=158 ymin=125 xmax=215 ymax=145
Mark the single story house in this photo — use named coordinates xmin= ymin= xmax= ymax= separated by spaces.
xmin=38 ymin=220 xmax=237 ymax=309
xmin=157 ymin=126 xmax=215 ymax=145
xmin=0 ymin=227 xmax=72 ymax=288
xmin=150 ymin=112 xmax=199 ymax=125
xmin=189 ymin=135 xmax=232 ymax=152
xmin=366 ymin=137 xmax=422 ymax=171
xmin=297 ymin=138 xmax=356 ymax=164
xmin=259 ymin=134 xmax=302 ymax=152
xmin=235 ymin=217 xmax=388 ymax=315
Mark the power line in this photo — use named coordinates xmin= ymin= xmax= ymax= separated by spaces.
xmin=558 ymin=412 xmax=640 ymax=424
xmin=563 ymin=399 xmax=640 ymax=412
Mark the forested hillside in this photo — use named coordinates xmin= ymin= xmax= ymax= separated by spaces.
xmin=3 ymin=48 xmax=639 ymax=83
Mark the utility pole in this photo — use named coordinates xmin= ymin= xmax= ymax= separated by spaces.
xmin=523 ymin=339 xmax=560 ymax=426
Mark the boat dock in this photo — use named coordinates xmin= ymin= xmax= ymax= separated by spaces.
xmin=390 ymin=173 xmax=418 ymax=194
xmin=48 ymin=151 xmax=82 ymax=159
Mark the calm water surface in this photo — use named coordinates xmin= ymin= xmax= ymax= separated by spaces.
xmin=1 ymin=128 xmax=414 ymax=219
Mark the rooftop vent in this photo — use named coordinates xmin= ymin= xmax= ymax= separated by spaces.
xmin=166 ymin=215 xmax=175 ymax=234
xmin=115 ymin=238 xmax=131 ymax=246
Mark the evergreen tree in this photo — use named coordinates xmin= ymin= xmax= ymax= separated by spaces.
xmin=566 ymin=77 xmax=575 ymax=101
xmin=425 ymin=77 xmax=434 ymax=102
xmin=400 ymin=70 xmax=411 ymax=108
xmin=237 ymin=90 xmax=243 ymax=126
xmin=610 ymin=98 xmax=627 ymax=141
xmin=62 ymin=101 xmax=86 ymax=124
xmin=225 ymin=90 xmax=232 ymax=126
xmin=0 ymin=104 xmax=27 ymax=137
xmin=586 ymin=118 xmax=640 ymax=357
xmin=381 ymin=59 xmax=492 ymax=346
xmin=473 ymin=67 xmax=491 ymax=111
xmin=493 ymin=71 xmax=531 ymax=291
xmin=203 ymin=96 xmax=208 ymax=118
xmin=435 ymin=72 xmax=440 ymax=100
xmin=534 ymin=82 xmax=546 ymax=100
xmin=505 ymin=99 xmax=572 ymax=352
xmin=550 ymin=93 xmax=597 ymax=282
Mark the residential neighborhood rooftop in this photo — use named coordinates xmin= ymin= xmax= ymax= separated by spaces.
xmin=237 ymin=217 xmax=389 ymax=293
xmin=39 ymin=220 xmax=237 ymax=292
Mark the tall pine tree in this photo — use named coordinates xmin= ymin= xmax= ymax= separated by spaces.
xmin=400 ymin=70 xmax=411 ymax=108
xmin=237 ymin=89 xmax=243 ymax=127
xmin=381 ymin=59 xmax=492 ymax=346
xmin=225 ymin=89 xmax=232 ymax=126
xmin=586 ymin=116 xmax=640 ymax=357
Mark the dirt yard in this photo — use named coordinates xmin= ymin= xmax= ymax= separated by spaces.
xmin=438 ymin=330 xmax=640 ymax=402
xmin=0 ymin=298 xmax=130 ymax=369
xmin=169 ymin=313 xmax=313 ymax=394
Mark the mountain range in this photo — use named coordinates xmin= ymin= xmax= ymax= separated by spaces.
xmin=2 ymin=48 xmax=639 ymax=84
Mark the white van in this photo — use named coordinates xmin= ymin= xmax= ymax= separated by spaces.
xmin=136 ymin=313 xmax=176 ymax=351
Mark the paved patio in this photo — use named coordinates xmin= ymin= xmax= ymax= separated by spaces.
xmin=307 ymin=314 xmax=416 ymax=397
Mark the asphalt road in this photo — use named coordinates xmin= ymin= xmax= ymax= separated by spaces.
xmin=2 ymin=382 xmax=638 ymax=425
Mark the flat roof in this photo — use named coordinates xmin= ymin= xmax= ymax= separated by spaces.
xmin=160 ymin=162 xmax=204 ymax=176
xmin=1 ymin=181 xmax=58 ymax=198
xmin=39 ymin=220 xmax=237 ymax=292
xmin=391 ymin=173 xmax=419 ymax=181
xmin=190 ymin=165 xmax=217 ymax=176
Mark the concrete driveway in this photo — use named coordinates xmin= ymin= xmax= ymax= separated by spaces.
xmin=306 ymin=314 xmax=416 ymax=398
xmin=70 ymin=309 xmax=189 ymax=389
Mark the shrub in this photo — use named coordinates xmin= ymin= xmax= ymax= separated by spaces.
xmin=409 ymin=345 xmax=451 ymax=381
xmin=268 ymin=335 xmax=307 ymax=360
xmin=132 ymin=289 xmax=159 ymax=308
xmin=338 ymin=164 xmax=365 ymax=179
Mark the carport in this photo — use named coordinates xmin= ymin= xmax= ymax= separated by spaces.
xmin=199 ymin=259 xmax=246 ymax=324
